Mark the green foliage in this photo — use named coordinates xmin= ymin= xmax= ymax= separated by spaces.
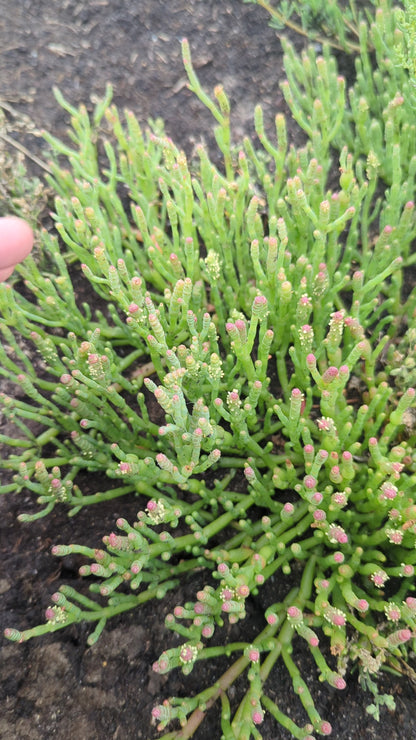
xmin=243 ymin=0 xmax=391 ymax=52
xmin=359 ymin=668 xmax=397 ymax=721
xmin=395 ymin=0 xmax=416 ymax=81
xmin=2 ymin=5 xmax=416 ymax=740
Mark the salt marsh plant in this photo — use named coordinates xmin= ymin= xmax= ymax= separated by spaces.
xmin=2 ymin=3 xmax=416 ymax=738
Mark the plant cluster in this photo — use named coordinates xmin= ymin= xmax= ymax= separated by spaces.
xmin=1 ymin=3 xmax=416 ymax=739
xmin=244 ymin=0 xmax=389 ymax=53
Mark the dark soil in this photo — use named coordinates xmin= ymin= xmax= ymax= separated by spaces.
xmin=1 ymin=1 xmax=416 ymax=739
